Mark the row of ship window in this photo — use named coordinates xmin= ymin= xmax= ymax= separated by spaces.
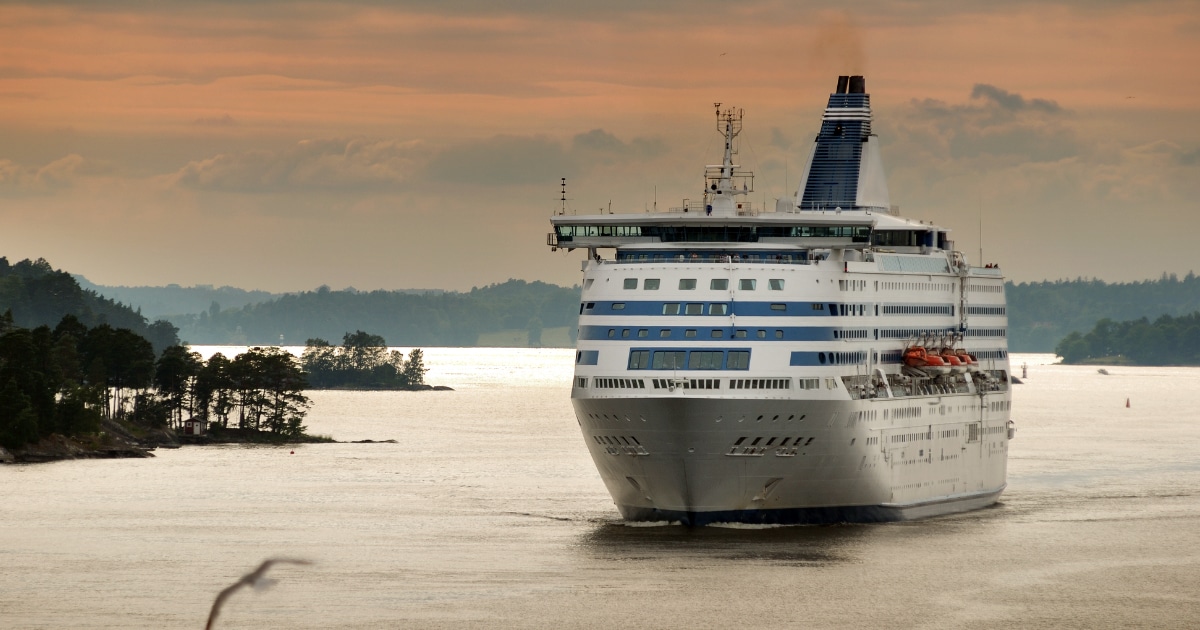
xmin=627 ymin=349 xmax=752 ymax=370
xmin=880 ymin=281 xmax=954 ymax=292
xmin=588 ymin=301 xmax=999 ymax=318
xmin=579 ymin=377 xmax=844 ymax=391
xmin=623 ymin=278 xmax=786 ymax=291
xmin=594 ymin=326 xmax=1008 ymax=341
xmin=577 ymin=347 xmax=1010 ymax=368
xmin=608 ymin=327 xmax=785 ymax=339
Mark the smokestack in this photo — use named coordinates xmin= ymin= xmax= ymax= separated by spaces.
xmin=836 ymin=76 xmax=849 ymax=94
xmin=848 ymin=75 xmax=865 ymax=94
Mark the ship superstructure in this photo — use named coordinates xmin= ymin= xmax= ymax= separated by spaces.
xmin=548 ymin=76 xmax=1013 ymax=525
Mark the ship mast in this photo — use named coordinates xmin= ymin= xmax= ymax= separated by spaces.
xmin=705 ymin=104 xmax=753 ymax=217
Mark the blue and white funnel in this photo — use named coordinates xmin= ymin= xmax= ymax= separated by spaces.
xmin=794 ymin=75 xmax=891 ymax=212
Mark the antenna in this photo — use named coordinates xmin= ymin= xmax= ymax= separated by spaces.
xmin=559 ymin=177 xmax=567 ymax=215
xmin=978 ymin=184 xmax=983 ymax=266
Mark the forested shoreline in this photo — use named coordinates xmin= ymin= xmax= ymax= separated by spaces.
xmin=0 ymin=311 xmax=319 ymax=459
xmin=1006 ymin=273 xmax=1200 ymax=352
xmin=1055 ymin=311 xmax=1200 ymax=365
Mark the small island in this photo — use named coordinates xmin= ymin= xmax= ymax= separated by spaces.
xmin=301 ymin=331 xmax=447 ymax=390
xmin=0 ymin=312 xmax=445 ymax=463
xmin=1056 ymin=311 xmax=1200 ymax=365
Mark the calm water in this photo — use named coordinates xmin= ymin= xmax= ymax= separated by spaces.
xmin=3 ymin=350 xmax=1200 ymax=628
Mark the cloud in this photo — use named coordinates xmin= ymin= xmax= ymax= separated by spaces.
xmin=571 ymin=129 xmax=666 ymax=162
xmin=892 ymin=84 xmax=1078 ymax=163
xmin=0 ymin=154 xmax=115 ymax=195
xmin=168 ymin=129 xmax=668 ymax=192
xmin=170 ymin=138 xmax=426 ymax=192
xmin=971 ymin=84 xmax=1062 ymax=114
xmin=425 ymin=130 xmax=665 ymax=186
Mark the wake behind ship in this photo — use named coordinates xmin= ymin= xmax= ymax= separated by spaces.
xmin=548 ymin=76 xmax=1014 ymax=525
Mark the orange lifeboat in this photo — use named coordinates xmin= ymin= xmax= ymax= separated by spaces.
xmin=940 ymin=348 xmax=969 ymax=373
xmin=956 ymin=349 xmax=979 ymax=368
xmin=903 ymin=346 xmax=948 ymax=373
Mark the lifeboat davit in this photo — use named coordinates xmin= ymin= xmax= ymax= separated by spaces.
xmin=903 ymin=346 xmax=949 ymax=374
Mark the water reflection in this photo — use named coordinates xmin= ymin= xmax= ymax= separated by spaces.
xmin=576 ymin=520 xmax=876 ymax=566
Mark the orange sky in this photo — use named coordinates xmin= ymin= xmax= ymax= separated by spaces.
xmin=2 ymin=1 xmax=1199 ymax=291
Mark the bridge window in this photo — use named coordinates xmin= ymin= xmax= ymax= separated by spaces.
xmin=623 ymin=278 xmax=637 ymax=289
xmin=679 ymin=279 xmax=697 ymax=290
xmin=711 ymin=279 xmax=729 ymax=290
xmin=727 ymin=351 xmax=751 ymax=370
xmin=769 ymin=279 xmax=785 ymax=290
xmin=652 ymin=351 xmax=687 ymax=369
xmin=644 ymin=279 xmax=660 ymax=290
xmin=739 ymin=279 xmax=757 ymax=290
xmin=628 ymin=350 xmax=649 ymax=369
xmin=689 ymin=351 xmax=723 ymax=370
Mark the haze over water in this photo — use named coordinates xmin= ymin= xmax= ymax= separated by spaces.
xmin=2 ymin=349 xmax=1199 ymax=628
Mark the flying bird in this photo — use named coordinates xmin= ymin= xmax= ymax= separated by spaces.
xmin=206 ymin=558 xmax=313 ymax=630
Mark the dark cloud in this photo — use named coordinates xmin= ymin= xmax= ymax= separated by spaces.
xmin=971 ymin=84 xmax=1062 ymax=114
xmin=571 ymin=129 xmax=666 ymax=160
xmin=895 ymin=84 xmax=1077 ymax=163
xmin=424 ymin=135 xmax=573 ymax=186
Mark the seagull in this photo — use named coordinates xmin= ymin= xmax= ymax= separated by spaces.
xmin=206 ymin=558 xmax=313 ymax=630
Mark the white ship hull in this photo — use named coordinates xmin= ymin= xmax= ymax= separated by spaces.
xmin=574 ymin=394 xmax=1009 ymax=525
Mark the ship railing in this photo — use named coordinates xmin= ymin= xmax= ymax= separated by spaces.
xmin=664 ymin=201 xmax=760 ymax=215
xmin=603 ymin=255 xmax=816 ymax=265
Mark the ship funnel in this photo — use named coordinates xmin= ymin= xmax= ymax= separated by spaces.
xmin=793 ymin=75 xmax=890 ymax=212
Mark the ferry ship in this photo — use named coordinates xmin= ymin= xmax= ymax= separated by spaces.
xmin=548 ymin=76 xmax=1013 ymax=525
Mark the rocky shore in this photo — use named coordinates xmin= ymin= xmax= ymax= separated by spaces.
xmin=2 ymin=418 xmax=341 ymax=464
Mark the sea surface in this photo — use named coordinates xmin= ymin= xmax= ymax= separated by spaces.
xmin=2 ymin=349 xmax=1199 ymax=629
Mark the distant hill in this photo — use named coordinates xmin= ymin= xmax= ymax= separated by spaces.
xmin=166 ymin=279 xmax=580 ymax=347
xmin=74 ymin=276 xmax=281 ymax=320
xmin=76 ymin=278 xmax=448 ymax=320
xmin=1006 ymin=273 xmax=1200 ymax=352
xmin=0 ymin=257 xmax=179 ymax=354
